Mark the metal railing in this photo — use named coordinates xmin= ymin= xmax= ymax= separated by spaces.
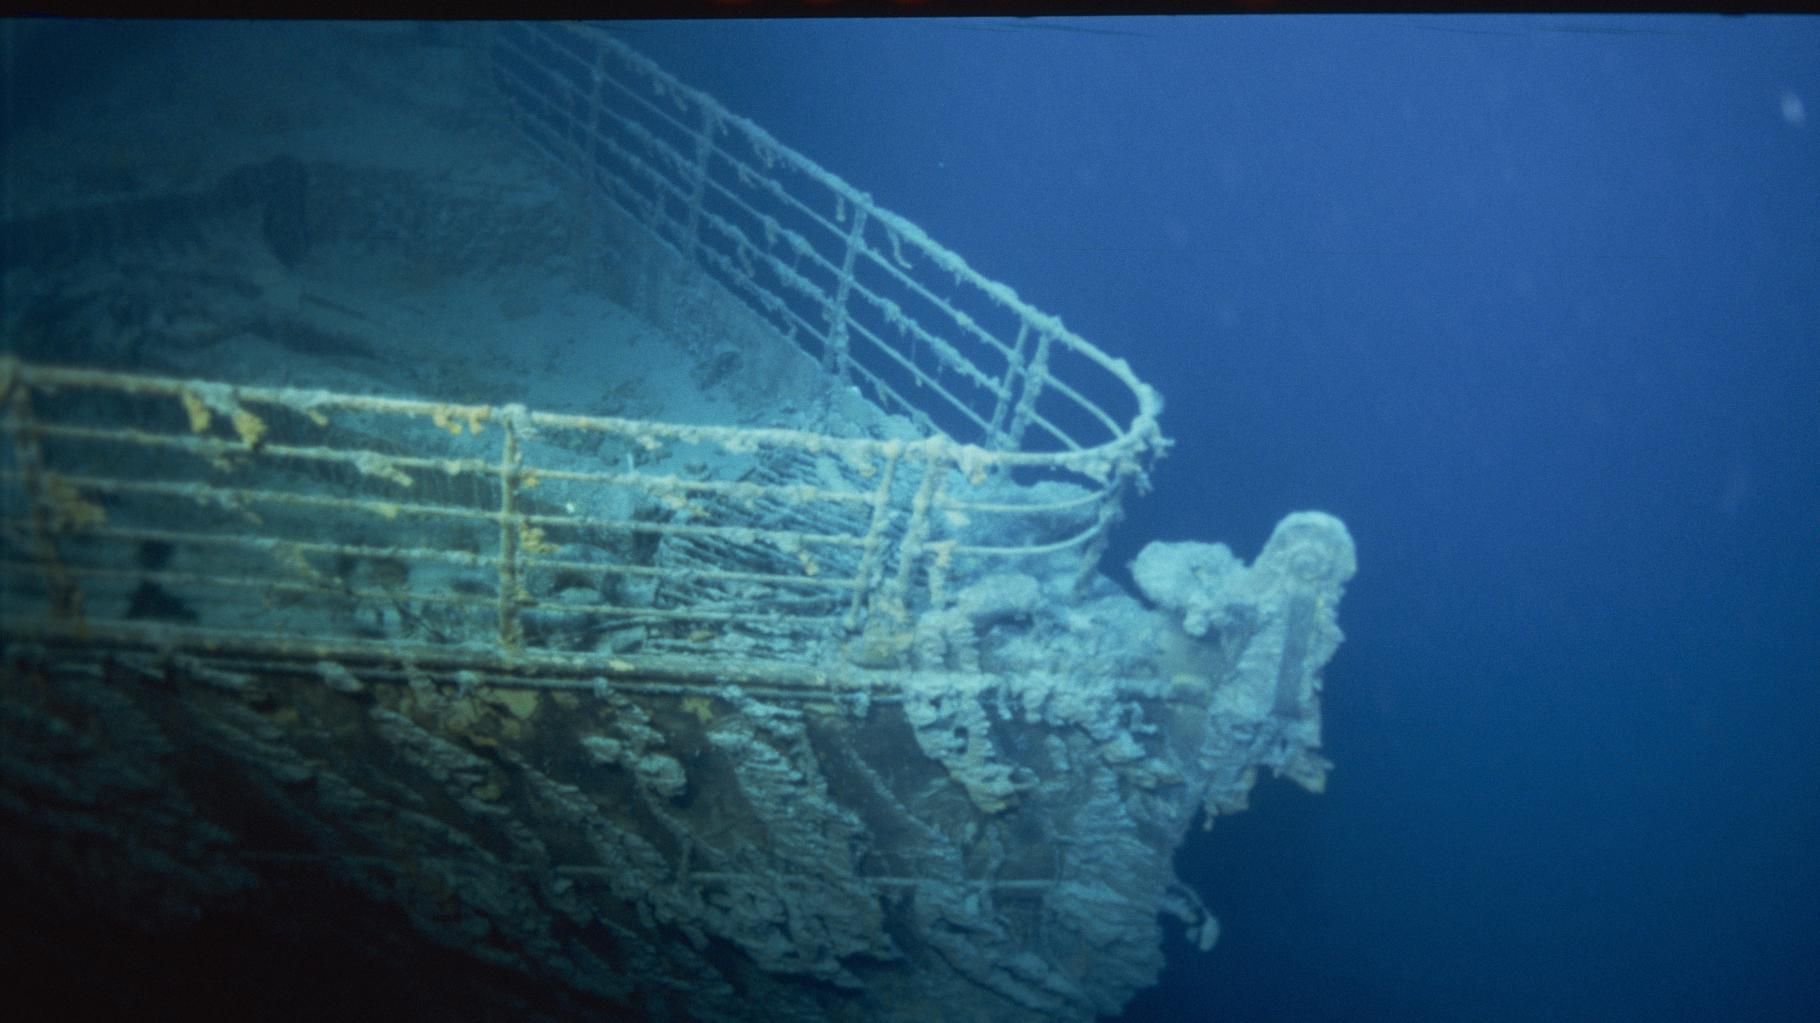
xmin=489 ymin=24 xmax=1163 ymax=467
xmin=1 ymin=351 xmax=1142 ymax=690
xmin=2 ymin=27 xmax=1168 ymax=691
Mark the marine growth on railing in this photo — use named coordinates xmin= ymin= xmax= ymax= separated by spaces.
xmin=489 ymin=23 xmax=1164 ymax=474
xmin=0 ymin=357 xmax=1135 ymax=690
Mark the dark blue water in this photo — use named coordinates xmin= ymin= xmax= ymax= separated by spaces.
xmin=628 ymin=15 xmax=1820 ymax=1021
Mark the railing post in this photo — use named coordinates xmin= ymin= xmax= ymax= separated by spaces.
xmin=985 ymin=321 xmax=1029 ymax=452
xmin=886 ymin=440 xmax=952 ymax=617
xmin=822 ymin=203 xmax=869 ymax=384
xmin=1003 ymin=327 xmax=1053 ymax=450
xmin=1073 ymin=470 xmax=1129 ymax=599
xmin=844 ymin=441 xmax=903 ymax=632
xmin=496 ymin=407 xmax=524 ymax=653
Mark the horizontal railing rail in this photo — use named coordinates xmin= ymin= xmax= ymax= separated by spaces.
xmin=2 ymin=355 xmax=1143 ymax=683
xmin=490 ymin=23 xmax=1163 ymax=469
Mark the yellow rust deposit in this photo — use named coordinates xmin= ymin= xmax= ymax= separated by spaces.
xmin=519 ymin=522 xmax=559 ymax=555
xmin=181 ymin=389 xmax=212 ymax=433
xmin=489 ymin=687 xmax=541 ymax=721
xmin=43 ymin=475 xmax=106 ymax=532
xmin=431 ymin=404 xmax=490 ymax=436
xmin=679 ymin=694 xmax=716 ymax=724
xmin=231 ymin=407 xmax=268 ymax=448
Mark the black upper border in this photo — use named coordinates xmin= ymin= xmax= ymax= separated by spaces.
xmin=2 ymin=0 xmax=1813 ymax=21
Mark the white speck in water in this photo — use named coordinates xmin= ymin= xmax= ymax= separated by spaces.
xmin=1780 ymin=90 xmax=1806 ymax=127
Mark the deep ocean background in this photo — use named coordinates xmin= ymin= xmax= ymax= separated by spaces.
xmin=622 ymin=15 xmax=1820 ymax=1022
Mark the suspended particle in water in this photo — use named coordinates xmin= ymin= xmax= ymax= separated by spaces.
xmin=1780 ymin=89 xmax=1806 ymax=128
